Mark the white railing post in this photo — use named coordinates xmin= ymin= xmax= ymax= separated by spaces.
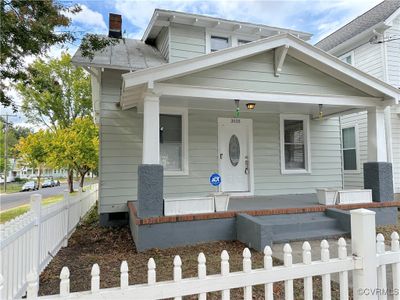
xmin=91 ymin=264 xmax=100 ymax=293
xmin=351 ymin=209 xmax=377 ymax=300
xmin=243 ymin=248 xmax=252 ymax=300
xmin=30 ymin=194 xmax=42 ymax=275
xmin=198 ymin=253 xmax=206 ymax=300
xmin=26 ymin=271 xmax=38 ymax=299
xmin=376 ymin=234 xmax=387 ymax=300
xmin=338 ymin=238 xmax=349 ymax=300
xmin=60 ymin=267 xmax=70 ymax=297
xmin=391 ymin=232 xmax=400 ymax=300
xmin=148 ymin=258 xmax=156 ymax=285
xmin=283 ymin=243 xmax=294 ymax=300
xmin=173 ymin=256 xmax=182 ymax=300
xmin=320 ymin=240 xmax=331 ymax=300
xmin=221 ymin=250 xmax=230 ymax=300
xmin=264 ymin=246 xmax=273 ymax=300
xmin=120 ymin=261 xmax=128 ymax=289
xmin=302 ymin=242 xmax=313 ymax=300
xmin=63 ymin=190 xmax=69 ymax=247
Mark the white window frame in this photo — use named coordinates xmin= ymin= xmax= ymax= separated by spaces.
xmin=341 ymin=124 xmax=360 ymax=174
xmin=205 ymin=28 xmax=258 ymax=53
xmin=339 ymin=51 xmax=355 ymax=66
xmin=160 ymin=107 xmax=189 ymax=176
xmin=280 ymin=114 xmax=311 ymax=174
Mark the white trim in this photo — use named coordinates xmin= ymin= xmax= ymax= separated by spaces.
xmin=341 ymin=124 xmax=361 ymax=174
xmin=279 ymin=114 xmax=311 ymax=175
xmin=159 ymin=107 xmax=189 ymax=176
xmin=153 ymin=83 xmax=385 ymax=107
xmin=205 ymin=28 xmax=259 ymax=54
xmin=384 ymin=7 xmax=400 ymax=26
xmin=339 ymin=51 xmax=355 ymax=66
xmin=122 ymin=34 xmax=400 ymax=103
xmin=217 ymin=118 xmax=254 ymax=196
xmin=274 ymin=45 xmax=289 ymax=76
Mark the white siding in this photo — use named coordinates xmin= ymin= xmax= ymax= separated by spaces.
xmin=386 ymin=16 xmax=400 ymax=88
xmin=169 ymin=23 xmax=206 ymax=63
xmin=392 ymin=110 xmax=400 ymax=193
xmin=353 ymin=42 xmax=384 ymax=80
xmin=155 ymin=27 xmax=169 ymax=61
xmin=166 ymin=52 xmax=367 ymax=97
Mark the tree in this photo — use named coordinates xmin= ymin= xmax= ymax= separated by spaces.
xmin=47 ymin=117 xmax=98 ymax=192
xmin=15 ymin=130 xmax=50 ymax=187
xmin=16 ymin=53 xmax=92 ymax=130
xmin=1 ymin=0 xmax=117 ymax=109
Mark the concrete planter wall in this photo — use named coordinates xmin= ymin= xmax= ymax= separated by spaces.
xmin=214 ymin=193 xmax=230 ymax=212
xmin=164 ymin=197 xmax=215 ymax=216
xmin=317 ymin=188 xmax=338 ymax=205
xmin=317 ymin=188 xmax=372 ymax=205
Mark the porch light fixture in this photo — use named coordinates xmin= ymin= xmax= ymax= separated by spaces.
xmin=318 ymin=104 xmax=323 ymax=119
xmin=246 ymin=103 xmax=256 ymax=110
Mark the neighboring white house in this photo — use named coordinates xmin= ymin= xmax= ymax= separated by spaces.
xmin=73 ymin=10 xmax=400 ymax=225
xmin=316 ymin=0 xmax=400 ymax=193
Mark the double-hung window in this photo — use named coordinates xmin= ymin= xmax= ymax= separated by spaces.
xmin=159 ymin=108 xmax=188 ymax=175
xmin=280 ymin=114 xmax=311 ymax=174
xmin=342 ymin=126 xmax=359 ymax=172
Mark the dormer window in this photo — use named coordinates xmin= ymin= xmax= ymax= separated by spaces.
xmin=339 ymin=51 xmax=354 ymax=66
xmin=210 ymin=36 xmax=229 ymax=52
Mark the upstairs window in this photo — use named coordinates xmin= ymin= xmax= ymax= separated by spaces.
xmin=342 ymin=126 xmax=359 ymax=172
xmin=210 ymin=36 xmax=229 ymax=52
xmin=280 ymin=114 xmax=311 ymax=174
xmin=340 ymin=52 xmax=354 ymax=66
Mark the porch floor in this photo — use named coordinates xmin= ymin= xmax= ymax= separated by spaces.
xmin=228 ymin=193 xmax=319 ymax=211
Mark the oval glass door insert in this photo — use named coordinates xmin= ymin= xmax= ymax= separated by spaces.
xmin=229 ymin=134 xmax=240 ymax=166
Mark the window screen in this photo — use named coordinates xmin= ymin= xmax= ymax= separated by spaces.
xmin=160 ymin=114 xmax=182 ymax=171
xmin=284 ymin=120 xmax=305 ymax=170
xmin=211 ymin=36 xmax=229 ymax=52
xmin=342 ymin=127 xmax=357 ymax=170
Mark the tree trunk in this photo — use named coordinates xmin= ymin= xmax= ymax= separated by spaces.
xmin=37 ymin=168 xmax=42 ymax=189
xmin=79 ymin=171 xmax=86 ymax=190
xmin=68 ymin=169 xmax=74 ymax=193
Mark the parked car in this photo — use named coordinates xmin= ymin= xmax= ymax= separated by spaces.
xmin=42 ymin=179 xmax=56 ymax=188
xmin=54 ymin=180 xmax=61 ymax=186
xmin=21 ymin=181 xmax=39 ymax=191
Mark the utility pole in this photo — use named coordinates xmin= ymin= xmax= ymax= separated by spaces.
xmin=1 ymin=114 xmax=17 ymax=193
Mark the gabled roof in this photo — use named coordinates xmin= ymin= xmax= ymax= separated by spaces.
xmin=316 ymin=0 xmax=400 ymax=52
xmin=122 ymin=33 xmax=400 ymax=104
xmin=71 ymin=37 xmax=166 ymax=71
xmin=143 ymin=9 xmax=312 ymax=42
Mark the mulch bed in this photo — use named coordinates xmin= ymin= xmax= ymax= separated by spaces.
xmin=39 ymin=205 xmax=399 ymax=299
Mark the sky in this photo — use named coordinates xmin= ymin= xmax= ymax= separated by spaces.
xmin=2 ymin=0 xmax=384 ymax=127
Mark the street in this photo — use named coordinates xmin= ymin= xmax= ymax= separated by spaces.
xmin=0 ymin=181 xmax=94 ymax=211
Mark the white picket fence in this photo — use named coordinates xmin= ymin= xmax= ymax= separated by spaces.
xmin=0 ymin=184 xmax=98 ymax=300
xmin=2 ymin=208 xmax=397 ymax=300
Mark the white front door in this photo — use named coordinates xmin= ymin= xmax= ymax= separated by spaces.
xmin=218 ymin=118 xmax=252 ymax=193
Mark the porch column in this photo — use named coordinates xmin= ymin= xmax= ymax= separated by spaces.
xmin=137 ymin=92 xmax=164 ymax=218
xmin=142 ymin=92 xmax=160 ymax=164
xmin=364 ymin=106 xmax=393 ymax=202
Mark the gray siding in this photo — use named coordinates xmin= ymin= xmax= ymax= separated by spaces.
xmin=165 ymin=52 xmax=368 ymax=97
xmin=354 ymin=42 xmax=384 ymax=81
xmin=155 ymin=27 xmax=169 ymax=61
xmin=99 ymin=69 xmax=142 ymax=214
xmin=169 ymin=23 xmax=206 ymax=63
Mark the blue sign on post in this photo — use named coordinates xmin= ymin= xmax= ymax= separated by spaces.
xmin=210 ymin=173 xmax=221 ymax=186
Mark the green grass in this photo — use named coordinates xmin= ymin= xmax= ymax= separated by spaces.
xmin=0 ymin=182 xmax=25 ymax=194
xmin=0 ymin=194 xmax=68 ymax=224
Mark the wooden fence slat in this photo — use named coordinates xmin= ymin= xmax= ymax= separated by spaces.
xmin=391 ymin=232 xmax=400 ymax=300
xmin=337 ymin=238 xmax=349 ymax=300
xmin=302 ymin=241 xmax=313 ymax=300
xmin=283 ymin=243 xmax=293 ymax=300
xmin=263 ymin=246 xmax=273 ymax=300
xmin=198 ymin=253 xmax=206 ymax=300
xmin=321 ymin=240 xmax=331 ymax=300
xmin=376 ymin=233 xmax=387 ymax=300
xmin=221 ymin=250 xmax=230 ymax=300
xmin=242 ymin=248 xmax=252 ymax=300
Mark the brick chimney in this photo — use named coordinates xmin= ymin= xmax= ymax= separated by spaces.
xmin=109 ymin=13 xmax=122 ymax=38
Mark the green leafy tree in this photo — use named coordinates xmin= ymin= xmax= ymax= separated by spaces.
xmin=17 ymin=53 xmax=92 ymax=130
xmin=1 ymin=0 xmax=117 ymax=109
xmin=15 ymin=130 xmax=50 ymax=187
xmin=48 ymin=117 xmax=98 ymax=192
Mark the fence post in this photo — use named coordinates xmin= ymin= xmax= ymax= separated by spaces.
xmin=351 ymin=208 xmax=377 ymax=300
xmin=30 ymin=194 xmax=42 ymax=276
xmin=63 ymin=190 xmax=69 ymax=247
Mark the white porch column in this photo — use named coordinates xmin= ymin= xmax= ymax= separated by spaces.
xmin=367 ymin=106 xmax=388 ymax=162
xmin=142 ymin=92 xmax=160 ymax=164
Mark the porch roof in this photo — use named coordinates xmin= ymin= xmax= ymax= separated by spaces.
xmin=121 ymin=33 xmax=400 ymax=110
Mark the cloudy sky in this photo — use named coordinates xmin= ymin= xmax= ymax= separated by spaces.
xmin=3 ymin=0 xmax=383 ymax=126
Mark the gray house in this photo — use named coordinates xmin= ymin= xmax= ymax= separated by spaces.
xmin=316 ymin=0 xmax=400 ymax=194
xmin=73 ymin=10 xmax=400 ymax=250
